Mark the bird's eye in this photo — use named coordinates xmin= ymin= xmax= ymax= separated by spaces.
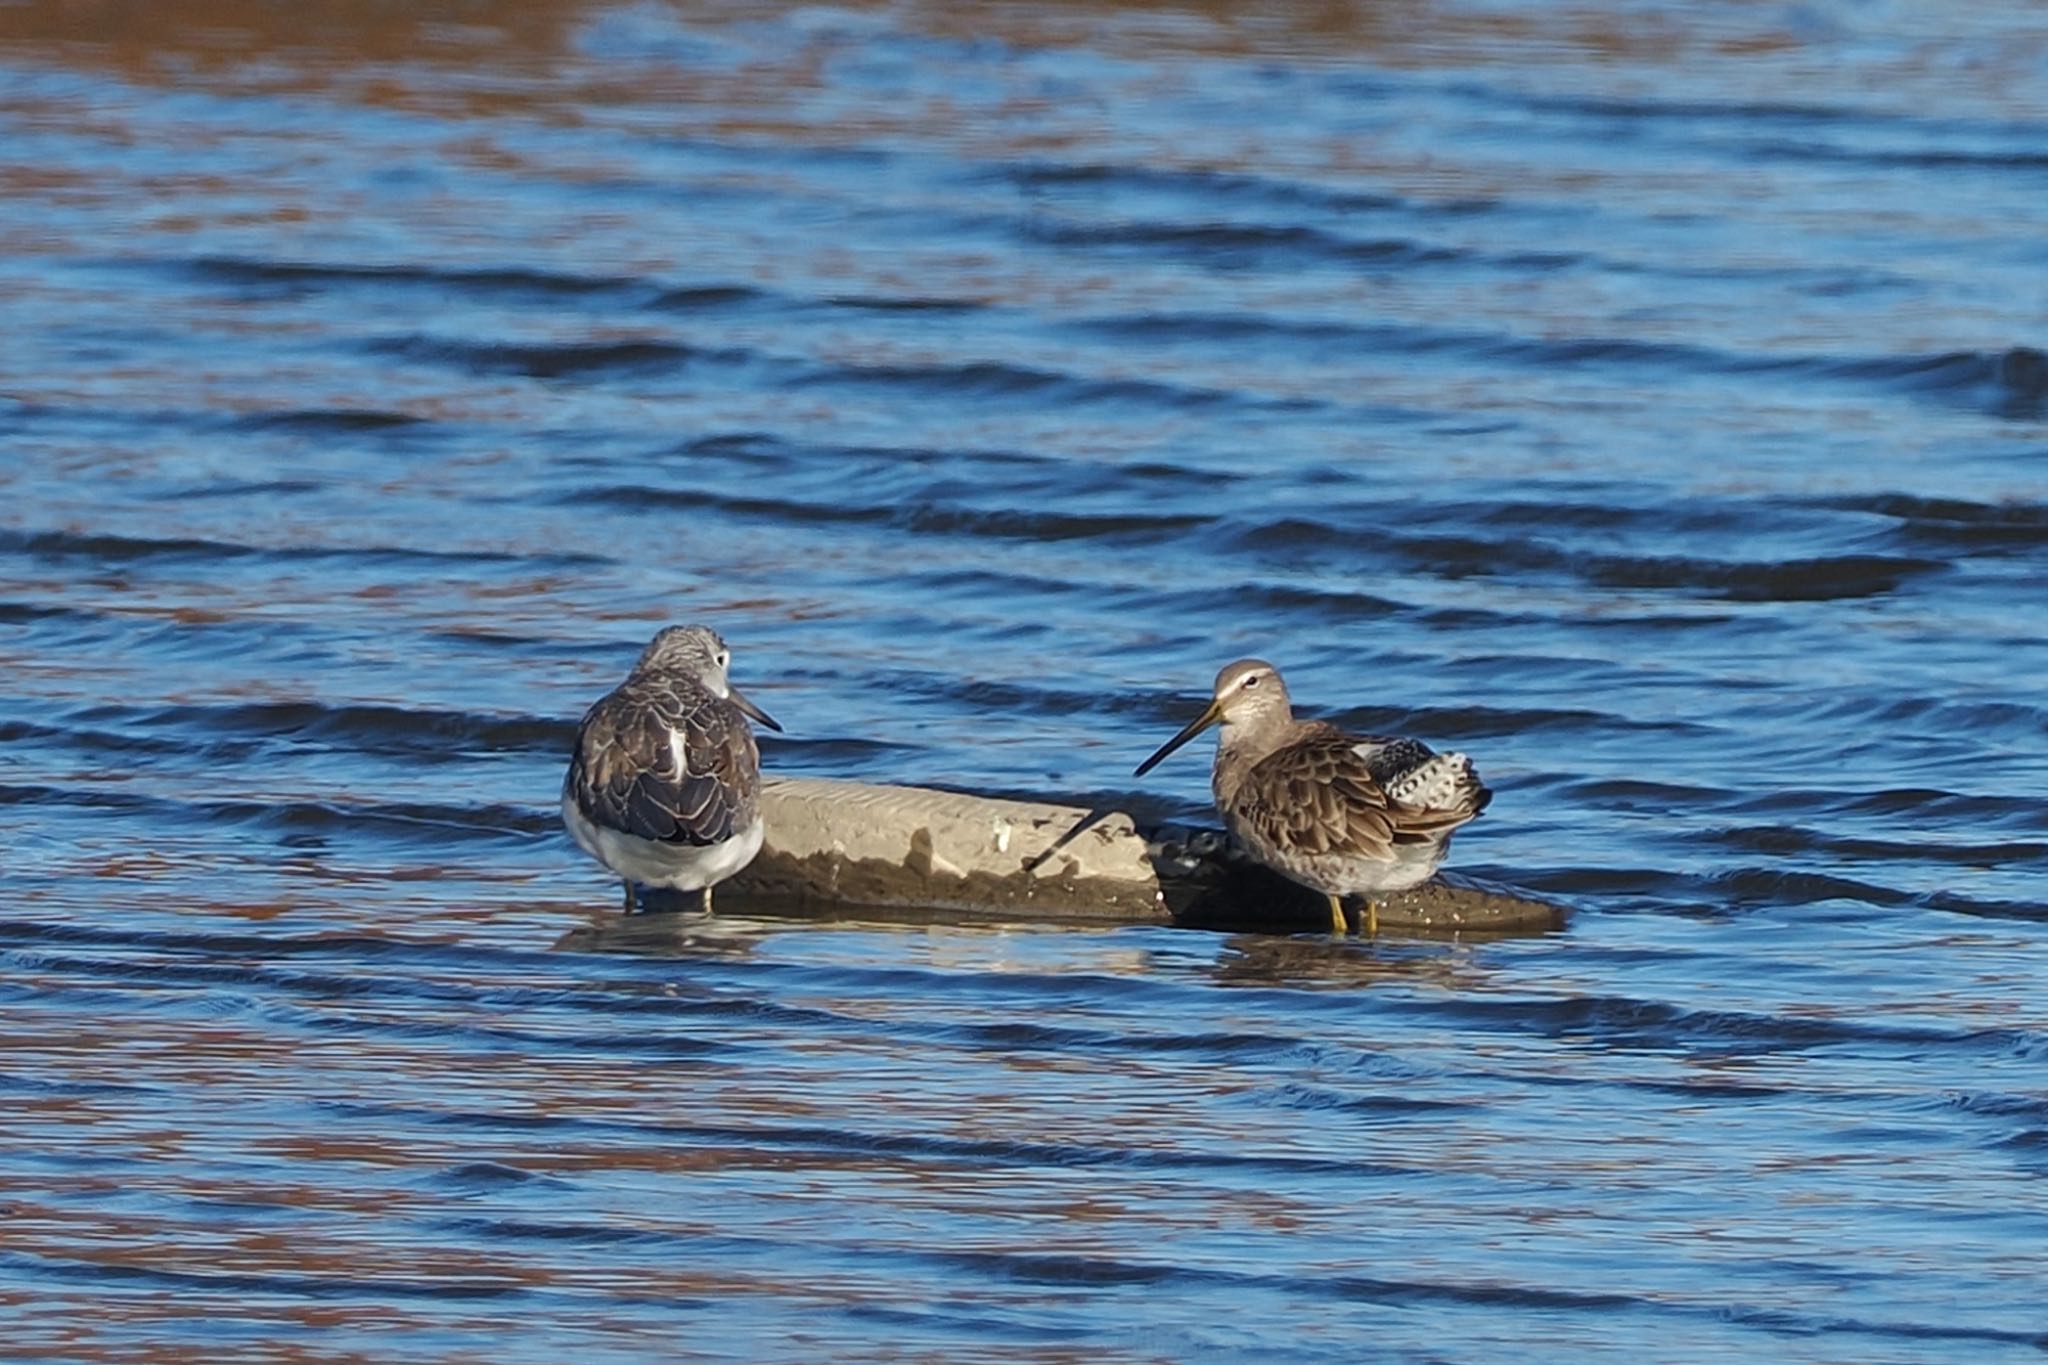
xmin=1244 ymin=675 xmax=1260 ymax=688
xmin=717 ymin=652 xmax=730 ymax=668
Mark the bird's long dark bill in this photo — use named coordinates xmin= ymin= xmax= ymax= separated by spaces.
xmin=1133 ymin=700 xmax=1221 ymax=777
xmin=729 ymin=683 xmax=783 ymax=733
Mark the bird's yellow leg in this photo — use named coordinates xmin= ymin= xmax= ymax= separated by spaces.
xmin=1365 ymin=899 xmax=1380 ymax=937
xmin=702 ymin=884 xmax=715 ymax=916
xmin=1328 ymin=895 xmax=1348 ymax=937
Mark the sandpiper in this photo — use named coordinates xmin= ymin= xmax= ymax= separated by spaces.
xmin=1134 ymin=659 xmax=1490 ymax=936
xmin=562 ymin=625 xmax=781 ymax=913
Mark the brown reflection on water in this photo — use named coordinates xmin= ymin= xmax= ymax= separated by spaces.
xmin=1207 ymin=933 xmax=1487 ymax=989
xmin=0 ymin=0 xmax=581 ymax=79
xmin=0 ymin=0 xmax=1798 ymax=80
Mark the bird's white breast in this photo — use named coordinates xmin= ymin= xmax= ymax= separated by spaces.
xmin=561 ymin=792 xmax=764 ymax=892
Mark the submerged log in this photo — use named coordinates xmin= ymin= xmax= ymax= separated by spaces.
xmin=713 ymin=777 xmax=1564 ymax=935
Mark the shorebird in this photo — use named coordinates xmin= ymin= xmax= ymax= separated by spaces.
xmin=1134 ymin=659 xmax=1490 ymax=936
xmin=562 ymin=625 xmax=781 ymax=913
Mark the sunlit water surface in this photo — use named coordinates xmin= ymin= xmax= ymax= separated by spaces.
xmin=3 ymin=2 xmax=2047 ymax=1359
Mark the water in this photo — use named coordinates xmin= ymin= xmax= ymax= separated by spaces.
xmin=4 ymin=1 xmax=2047 ymax=1358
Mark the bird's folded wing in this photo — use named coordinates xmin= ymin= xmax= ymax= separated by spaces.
xmin=568 ymin=694 xmax=753 ymax=847
xmin=1236 ymin=735 xmax=1402 ymax=860
xmin=1238 ymin=733 xmax=1485 ymax=860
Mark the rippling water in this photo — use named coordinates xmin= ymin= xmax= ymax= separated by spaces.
xmin=5 ymin=1 xmax=2048 ymax=1358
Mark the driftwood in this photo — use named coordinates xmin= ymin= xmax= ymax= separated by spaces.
xmin=691 ymin=777 xmax=1565 ymax=936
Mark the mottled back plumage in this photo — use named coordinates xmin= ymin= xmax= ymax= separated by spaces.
xmin=565 ymin=675 xmax=759 ymax=847
xmin=1225 ymin=723 xmax=1491 ymax=864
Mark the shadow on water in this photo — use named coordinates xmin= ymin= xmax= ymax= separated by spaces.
xmin=553 ymin=868 xmax=1566 ymax=962
xmin=552 ymin=907 xmax=769 ymax=960
xmin=550 ymin=903 xmax=1502 ymax=998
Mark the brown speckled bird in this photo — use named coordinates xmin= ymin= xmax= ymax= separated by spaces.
xmin=562 ymin=625 xmax=781 ymax=913
xmin=1135 ymin=659 xmax=1490 ymax=936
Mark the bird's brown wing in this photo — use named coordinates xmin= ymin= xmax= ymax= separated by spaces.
xmin=1235 ymin=731 xmax=1485 ymax=859
xmin=1234 ymin=732 xmax=1402 ymax=861
xmin=565 ymin=683 xmax=759 ymax=847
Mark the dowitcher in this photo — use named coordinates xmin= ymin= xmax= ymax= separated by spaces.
xmin=562 ymin=625 xmax=781 ymax=913
xmin=1134 ymin=659 xmax=1490 ymax=936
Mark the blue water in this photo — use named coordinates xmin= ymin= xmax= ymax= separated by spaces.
xmin=3 ymin=2 xmax=2047 ymax=1359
